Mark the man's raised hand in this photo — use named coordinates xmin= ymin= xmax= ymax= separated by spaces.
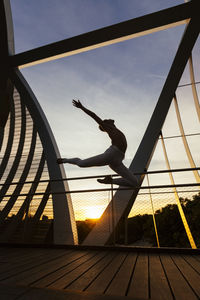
xmin=72 ymin=99 xmax=83 ymax=109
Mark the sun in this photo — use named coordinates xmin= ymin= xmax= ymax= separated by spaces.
xmin=86 ymin=206 xmax=103 ymax=219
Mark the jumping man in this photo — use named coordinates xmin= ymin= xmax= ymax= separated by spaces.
xmin=57 ymin=100 xmax=138 ymax=187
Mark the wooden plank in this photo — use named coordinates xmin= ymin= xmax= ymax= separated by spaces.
xmin=160 ymin=254 xmax=198 ymax=300
xmin=74 ymin=252 xmax=127 ymax=293
xmin=105 ymin=252 xmax=137 ymax=296
xmin=171 ymin=254 xmax=200 ymax=297
xmin=0 ymin=248 xmax=28 ymax=264
xmin=67 ymin=252 xmax=121 ymax=292
xmin=2 ymin=250 xmax=88 ymax=285
xmin=0 ymin=247 xmax=25 ymax=258
xmin=0 ymin=247 xmax=40 ymax=263
xmin=183 ymin=255 xmax=200 ymax=273
xmin=0 ymin=247 xmax=67 ymax=265
xmin=0 ymin=248 xmax=69 ymax=269
xmin=0 ymin=248 xmax=63 ymax=273
xmin=149 ymin=254 xmax=173 ymax=300
xmin=0 ymin=283 xmax=30 ymax=300
xmin=0 ymin=248 xmax=60 ymax=275
xmin=0 ymin=249 xmax=67 ymax=280
xmin=0 ymin=249 xmax=71 ymax=281
xmin=127 ymin=253 xmax=149 ymax=299
xmin=193 ymin=255 xmax=200 ymax=263
xmin=48 ymin=251 xmax=113 ymax=289
xmin=14 ymin=250 xmax=91 ymax=286
xmin=17 ymin=285 xmax=132 ymax=300
xmin=32 ymin=251 xmax=99 ymax=288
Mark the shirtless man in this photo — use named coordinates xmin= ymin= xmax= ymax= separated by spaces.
xmin=57 ymin=100 xmax=138 ymax=187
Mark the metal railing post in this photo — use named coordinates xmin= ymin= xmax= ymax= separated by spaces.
xmin=111 ymin=176 xmax=115 ymax=245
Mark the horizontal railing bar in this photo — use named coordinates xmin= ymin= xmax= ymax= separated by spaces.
xmin=144 ymin=167 xmax=200 ymax=175
xmin=1 ymin=189 xmax=199 ymax=202
xmin=138 ymin=189 xmax=200 ymax=196
xmin=159 ymin=133 xmax=200 ymax=139
xmin=1 ymin=183 xmax=200 ymax=198
xmin=0 ymin=167 xmax=199 ymax=187
xmin=178 ymin=80 xmax=200 ymax=88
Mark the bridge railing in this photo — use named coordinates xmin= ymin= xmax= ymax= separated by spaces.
xmin=0 ymin=167 xmax=200 ymax=248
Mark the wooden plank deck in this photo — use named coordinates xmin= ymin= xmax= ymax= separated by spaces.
xmin=0 ymin=246 xmax=200 ymax=300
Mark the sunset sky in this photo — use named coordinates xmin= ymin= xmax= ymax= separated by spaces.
xmin=10 ymin=1 xmax=200 ymax=219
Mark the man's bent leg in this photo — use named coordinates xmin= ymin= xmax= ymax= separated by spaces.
xmin=109 ymin=163 xmax=138 ymax=187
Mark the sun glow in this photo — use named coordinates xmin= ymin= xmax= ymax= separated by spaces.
xmin=86 ymin=206 xmax=103 ymax=219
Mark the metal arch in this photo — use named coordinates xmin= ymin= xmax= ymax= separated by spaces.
xmin=0 ymin=126 xmax=37 ymax=224
xmin=0 ymin=87 xmax=11 ymax=151
xmin=0 ymin=152 xmax=46 ymax=242
xmin=0 ymin=128 xmax=4 ymax=152
xmin=0 ymin=96 xmax=15 ymax=181
xmin=184 ymin=1 xmax=200 ymax=120
xmin=0 ymin=0 xmax=14 ymax=150
xmin=188 ymin=56 xmax=200 ymax=121
xmin=0 ymin=100 xmax=26 ymax=200
xmin=0 ymin=117 xmax=10 ymax=162
xmin=160 ymin=131 xmax=197 ymax=249
xmin=24 ymin=183 xmax=51 ymax=243
xmin=173 ymin=94 xmax=200 ymax=184
xmin=10 ymin=69 xmax=78 ymax=245
xmin=0 ymin=0 xmax=15 ymax=180
xmin=0 ymin=0 xmax=78 ymax=245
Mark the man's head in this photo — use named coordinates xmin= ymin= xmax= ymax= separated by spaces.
xmin=99 ymin=119 xmax=115 ymax=131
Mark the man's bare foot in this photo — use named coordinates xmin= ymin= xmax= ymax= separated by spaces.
xmin=97 ymin=175 xmax=112 ymax=184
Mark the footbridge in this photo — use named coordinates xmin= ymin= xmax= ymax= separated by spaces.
xmin=0 ymin=1 xmax=200 ymax=299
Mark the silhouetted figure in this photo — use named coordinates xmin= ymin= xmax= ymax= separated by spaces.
xmin=57 ymin=100 xmax=138 ymax=187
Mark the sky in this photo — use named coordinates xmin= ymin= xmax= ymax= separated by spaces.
xmin=9 ymin=1 xmax=200 ymax=219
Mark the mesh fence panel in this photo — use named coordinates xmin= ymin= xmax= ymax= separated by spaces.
xmin=0 ymin=178 xmax=199 ymax=247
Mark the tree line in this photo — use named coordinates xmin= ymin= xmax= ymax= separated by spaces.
xmin=77 ymin=192 xmax=200 ymax=248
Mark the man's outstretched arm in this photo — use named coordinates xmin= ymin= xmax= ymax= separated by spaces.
xmin=72 ymin=99 xmax=103 ymax=125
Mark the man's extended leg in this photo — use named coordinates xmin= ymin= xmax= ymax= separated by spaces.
xmin=57 ymin=152 xmax=110 ymax=168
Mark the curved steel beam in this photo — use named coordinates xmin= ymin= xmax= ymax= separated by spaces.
xmin=0 ymin=0 xmax=14 ymax=138
xmin=9 ymin=69 xmax=78 ymax=245
xmin=188 ymin=56 xmax=200 ymax=121
xmin=0 ymin=152 xmax=46 ymax=242
xmin=173 ymin=94 xmax=200 ymax=183
xmin=0 ymin=128 xmax=4 ymax=152
xmin=24 ymin=183 xmax=51 ymax=243
xmin=0 ymin=87 xmax=11 ymax=151
xmin=0 ymin=0 xmax=78 ymax=245
xmin=160 ymin=132 xmax=196 ymax=249
xmin=0 ymin=100 xmax=26 ymax=201
xmin=0 ymin=97 xmax=15 ymax=181
xmin=0 ymin=126 xmax=37 ymax=224
xmin=0 ymin=0 xmax=15 ymax=179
